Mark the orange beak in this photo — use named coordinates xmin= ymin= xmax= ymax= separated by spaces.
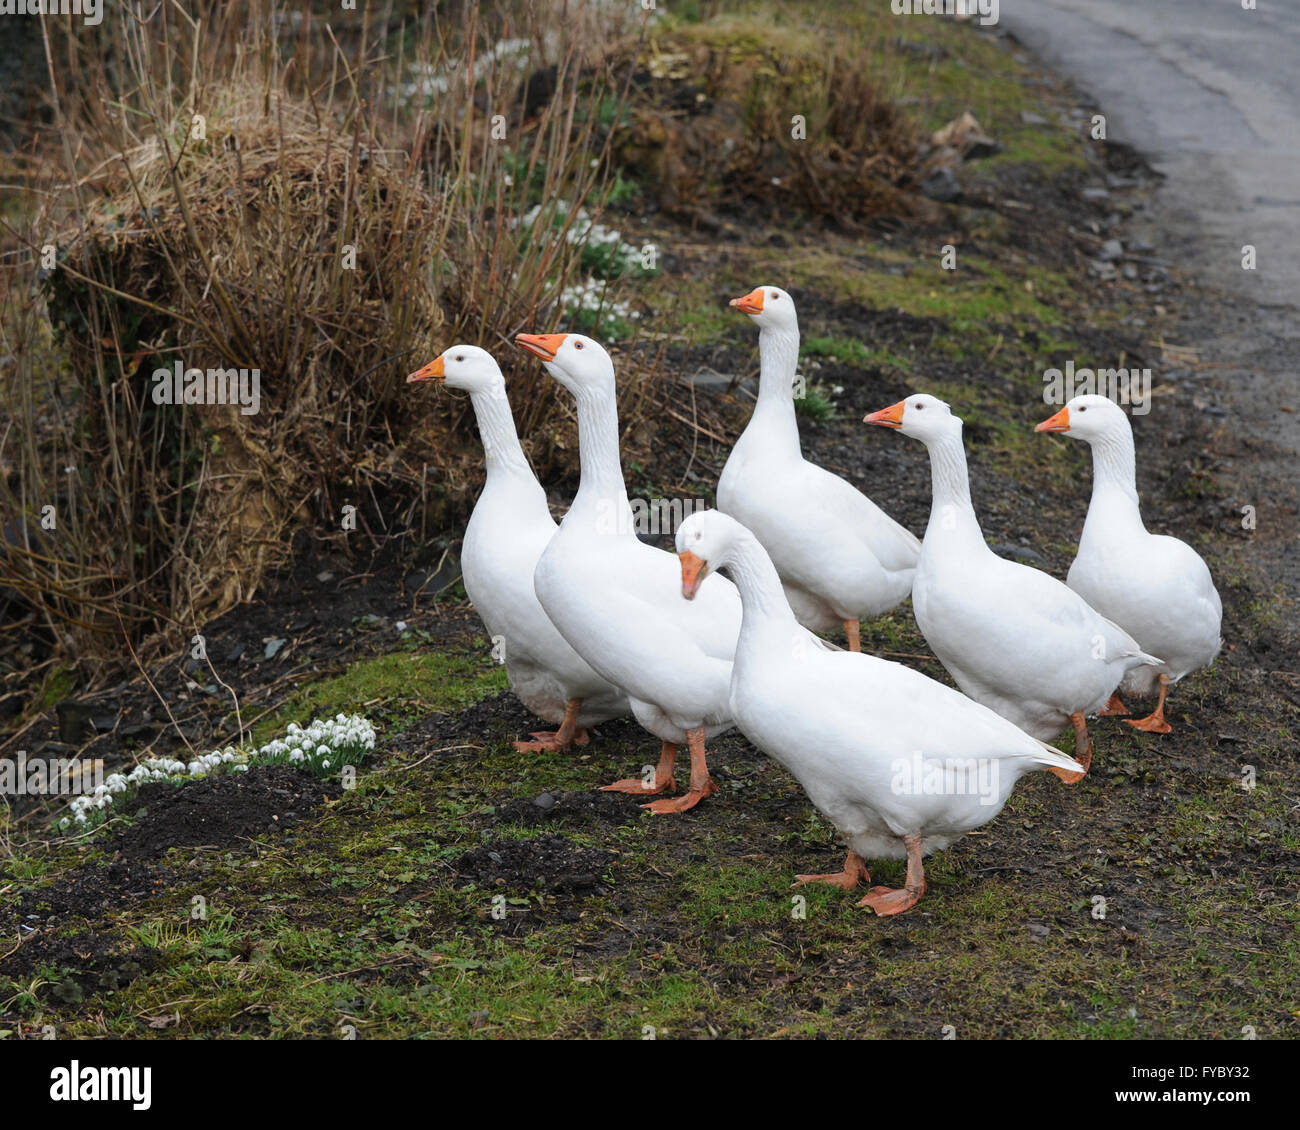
xmin=864 ymin=401 xmax=906 ymax=429
xmin=515 ymin=333 xmax=567 ymax=362
xmin=1035 ymin=407 xmax=1070 ymax=433
xmin=679 ymin=551 xmax=709 ymax=601
xmin=406 ymin=356 xmax=445 ymax=383
xmin=729 ymin=288 xmax=764 ymax=316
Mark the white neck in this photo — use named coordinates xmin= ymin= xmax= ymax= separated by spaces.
xmin=470 ymin=388 xmax=534 ymax=483
xmin=569 ymin=381 xmax=635 ymax=529
xmin=1085 ymin=425 xmax=1144 ymax=522
xmin=723 ymin=528 xmax=801 ymax=663
xmin=745 ymin=328 xmax=803 ymax=459
xmin=920 ymin=425 xmax=989 ymax=555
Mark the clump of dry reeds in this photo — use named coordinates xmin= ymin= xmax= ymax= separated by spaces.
xmin=0 ymin=0 xmax=655 ymax=672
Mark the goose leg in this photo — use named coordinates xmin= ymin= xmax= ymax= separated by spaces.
xmin=858 ymin=833 xmax=926 ymax=916
xmin=642 ymin=727 xmax=717 ymax=814
xmin=844 ymin=619 xmax=861 ymax=653
xmin=795 ymin=851 xmax=870 ymax=890
xmin=1048 ymin=713 xmax=1092 ymax=784
xmin=600 ymin=741 xmax=678 ymax=796
xmin=1125 ymin=675 xmax=1173 ymax=734
xmin=513 ymin=698 xmax=588 ymax=753
xmin=1099 ymin=692 xmax=1129 ymax=716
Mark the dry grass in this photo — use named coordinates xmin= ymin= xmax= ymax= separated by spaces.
xmin=0 ymin=0 xmax=930 ymax=687
xmin=0 ymin=1 xmax=656 ymax=675
xmin=610 ymin=10 xmax=925 ymax=227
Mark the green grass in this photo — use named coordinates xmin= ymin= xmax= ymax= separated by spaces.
xmin=802 ymin=335 xmax=915 ymax=373
xmin=251 ymin=646 xmax=508 ymax=745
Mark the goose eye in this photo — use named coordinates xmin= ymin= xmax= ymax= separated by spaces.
xmin=455 ymin=355 xmax=464 ymax=362
xmin=770 ymin=292 xmax=779 ymax=300
xmin=1079 ymin=406 xmax=1087 ymax=412
xmin=574 ymin=341 xmax=584 ymax=350
xmin=915 ymin=402 xmax=924 ymax=410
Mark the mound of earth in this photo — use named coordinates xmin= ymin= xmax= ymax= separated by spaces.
xmin=113 ymin=765 xmax=333 ymax=860
xmin=454 ymin=834 xmax=614 ymax=894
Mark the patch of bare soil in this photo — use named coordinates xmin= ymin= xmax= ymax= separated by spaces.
xmin=453 ymin=834 xmax=614 ymax=896
xmin=0 ymin=931 xmax=158 ymax=1015
xmin=492 ymin=789 xmax=640 ymax=830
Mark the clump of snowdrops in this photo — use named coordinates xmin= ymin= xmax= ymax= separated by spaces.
xmin=59 ymin=714 xmax=377 ymax=832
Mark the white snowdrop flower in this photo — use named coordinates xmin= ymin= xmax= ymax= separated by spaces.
xmin=322 ymin=760 xmax=330 ymax=769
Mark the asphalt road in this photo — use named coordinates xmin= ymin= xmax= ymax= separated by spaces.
xmin=1000 ymin=0 xmax=1300 ymax=600
xmin=1000 ymin=0 xmax=1300 ymax=298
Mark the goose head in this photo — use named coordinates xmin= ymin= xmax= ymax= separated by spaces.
xmin=729 ymin=285 xmax=798 ymax=334
xmin=1035 ymin=394 xmax=1127 ymax=441
xmin=675 ymin=508 xmax=744 ymax=600
xmin=407 ymin=344 xmax=506 ymax=397
xmin=515 ymin=331 xmax=615 ymax=396
xmin=864 ymin=393 xmax=960 ymax=443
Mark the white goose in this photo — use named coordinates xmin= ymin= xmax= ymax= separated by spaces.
xmin=675 ymin=509 xmax=1083 ymax=915
xmin=407 ymin=346 xmax=627 ymax=752
xmin=865 ymin=394 xmax=1163 ymax=771
xmin=1037 ymin=395 xmax=1222 ymax=733
xmin=515 ymin=332 xmax=743 ymax=813
xmin=717 ymin=286 xmax=920 ymax=651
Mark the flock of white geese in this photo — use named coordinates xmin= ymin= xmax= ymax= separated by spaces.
xmin=407 ymin=285 xmax=1223 ymax=916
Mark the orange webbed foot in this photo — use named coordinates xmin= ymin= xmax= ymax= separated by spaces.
xmin=794 ymin=851 xmax=870 ymax=890
xmin=523 ymin=727 xmax=590 ymax=747
xmin=513 ymin=735 xmax=566 ymax=753
xmin=857 ymin=884 xmax=924 ymax=916
xmin=1123 ymin=675 xmax=1172 ymax=733
xmin=600 ymin=776 xmax=677 ymax=796
xmin=857 ymin=834 xmax=925 ymax=915
xmin=641 ymin=778 xmax=716 ymax=815
xmin=1124 ymin=714 xmax=1172 ymax=734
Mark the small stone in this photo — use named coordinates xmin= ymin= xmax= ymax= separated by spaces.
xmin=1123 ymin=263 xmax=1139 ymax=280
xmin=316 ymin=571 xmax=335 ymax=583
xmin=1080 ymin=187 xmax=1111 ymax=203
xmin=1020 ymin=111 xmax=1048 ymax=126
xmin=1098 ymin=239 xmax=1125 ymax=261
xmin=991 ymin=543 xmax=1046 ymax=565
xmin=920 ymin=166 xmax=961 ymax=203
xmin=532 ymin=792 xmax=557 ymax=811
